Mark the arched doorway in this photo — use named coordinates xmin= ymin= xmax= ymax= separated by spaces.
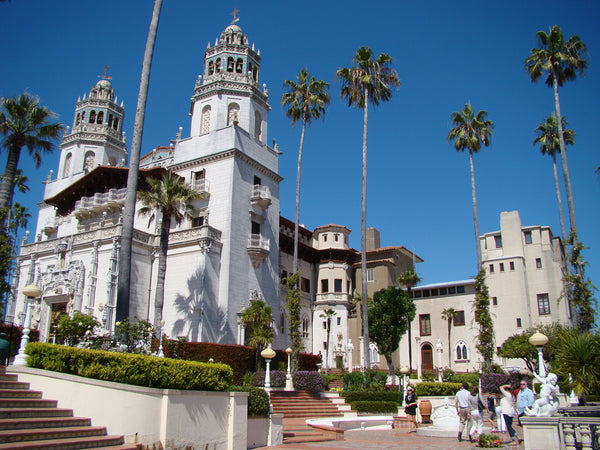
xmin=421 ymin=343 xmax=433 ymax=372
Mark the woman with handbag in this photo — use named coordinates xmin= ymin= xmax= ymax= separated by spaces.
xmin=404 ymin=386 xmax=419 ymax=433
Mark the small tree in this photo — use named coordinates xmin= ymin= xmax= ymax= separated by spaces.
xmin=240 ymin=299 xmax=274 ymax=368
xmin=564 ymin=235 xmax=597 ymax=331
xmin=441 ymin=308 xmax=457 ymax=368
xmin=368 ymin=287 xmax=416 ymax=376
xmin=284 ymin=272 xmax=303 ymax=372
xmin=473 ymin=268 xmax=494 ymax=373
xmin=397 ymin=269 xmax=421 ymax=373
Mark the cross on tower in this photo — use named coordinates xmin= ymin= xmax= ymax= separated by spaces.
xmin=98 ymin=64 xmax=112 ymax=81
xmin=230 ymin=8 xmax=240 ymax=24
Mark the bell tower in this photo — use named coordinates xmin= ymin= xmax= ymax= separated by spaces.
xmin=188 ymin=21 xmax=270 ymax=144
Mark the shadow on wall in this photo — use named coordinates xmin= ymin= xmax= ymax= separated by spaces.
xmin=172 ymin=265 xmax=234 ymax=344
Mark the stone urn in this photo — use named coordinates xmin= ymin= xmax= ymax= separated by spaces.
xmin=419 ymin=399 xmax=433 ymax=423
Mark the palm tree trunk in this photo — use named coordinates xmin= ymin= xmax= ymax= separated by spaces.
xmin=551 ymin=154 xmax=568 ymax=242
xmin=469 ymin=149 xmax=481 ymax=269
xmin=407 ymin=316 xmax=413 ymax=373
xmin=153 ymin=214 xmax=169 ymax=333
xmin=293 ymin=119 xmax=306 ymax=276
xmin=447 ymin=320 xmax=452 ymax=368
xmin=361 ymin=90 xmax=370 ymax=370
xmin=116 ymin=0 xmax=163 ymax=323
xmin=553 ymin=76 xmax=578 ymax=250
xmin=0 ymin=146 xmax=21 ymax=227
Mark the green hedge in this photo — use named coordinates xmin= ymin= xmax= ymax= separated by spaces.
xmin=228 ymin=386 xmax=270 ymax=416
xmin=342 ymin=391 xmax=404 ymax=404
xmin=26 ymin=343 xmax=232 ymax=391
xmin=351 ymin=401 xmax=398 ymax=413
xmin=415 ymin=382 xmax=462 ymax=396
xmin=450 ymin=372 xmax=480 ymax=385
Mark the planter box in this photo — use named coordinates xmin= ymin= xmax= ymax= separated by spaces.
xmin=247 ymin=414 xmax=282 ymax=449
xmin=9 ymin=366 xmax=248 ymax=450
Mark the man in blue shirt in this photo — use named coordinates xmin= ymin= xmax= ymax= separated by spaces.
xmin=516 ymin=379 xmax=534 ymax=423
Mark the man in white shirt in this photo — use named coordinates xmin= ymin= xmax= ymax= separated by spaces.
xmin=455 ymin=382 xmax=471 ymax=442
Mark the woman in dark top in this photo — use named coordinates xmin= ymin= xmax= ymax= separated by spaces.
xmin=404 ymin=386 xmax=418 ymax=432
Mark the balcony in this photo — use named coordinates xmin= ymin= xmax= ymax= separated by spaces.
xmin=74 ymin=187 xmax=127 ymax=219
xmin=247 ymin=233 xmax=270 ymax=267
xmin=42 ymin=217 xmax=58 ymax=235
xmin=250 ymin=185 xmax=271 ymax=209
xmin=190 ymin=179 xmax=210 ymax=199
xmin=315 ymin=292 xmax=352 ymax=305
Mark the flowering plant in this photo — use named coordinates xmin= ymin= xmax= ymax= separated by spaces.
xmin=477 ymin=433 xmax=503 ymax=448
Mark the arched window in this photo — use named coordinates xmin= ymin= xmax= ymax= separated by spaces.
xmin=63 ymin=153 xmax=72 ymax=178
xmin=108 ymin=114 xmax=114 ymax=128
xmin=81 ymin=111 xmax=86 ymax=123
xmin=254 ymin=110 xmax=262 ymax=140
xmin=235 ymin=58 xmax=243 ymax=73
xmin=97 ymin=111 xmax=104 ymax=124
xmin=252 ymin=66 xmax=258 ymax=81
xmin=75 ymin=113 xmax=81 ymax=125
xmin=369 ymin=343 xmax=380 ymax=364
xmin=226 ymin=57 xmax=234 ymax=72
xmin=215 ymin=58 xmax=222 ymax=73
xmin=302 ymin=316 xmax=309 ymax=338
xmin=227 ymin=103 xmax=240 ymax=126
xmin=201 ymin=106 xmax=211 ymax=135
xmin=280 ymin=311 xmax=285 ymax=334
xmin=89 ymin=110 xmax=96 ymax=124
xmin=455 ymin=341 xmax=469 ymax=361
xmin=113 ymin=117 xmax=119 ymax=130
xmin=208 ymin=61 xmax=215 ymax=75
xmin=421 ymin=343 xmax=433 ymax=372
xmin=83 ymin=151 xmax=95 ymax=173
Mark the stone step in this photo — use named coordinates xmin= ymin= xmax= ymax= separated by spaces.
xmin=0 ymin=425 xmax=108 ymax=444
xmin=0 ymin=416 xmax=92 ymax=430
xmin=0 ymin=408 xmax=74 ymax=419
xmin=0 ymin=382 xmax=30 ymax=391
xmin=0 ymin=390 xmax=42 ymax=399
xmin=0 ymin=399 xmax=57 ymax=409
xmin=0 ymin=434 xmax=127 ymax=449
xmin=0 ymin=375 xmax=18 ymax=383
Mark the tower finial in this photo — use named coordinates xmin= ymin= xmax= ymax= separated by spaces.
xmin=230 ymin=7 xmax=240 ymax=24
xmin=98 ymin=64 xmax=112 ymax=81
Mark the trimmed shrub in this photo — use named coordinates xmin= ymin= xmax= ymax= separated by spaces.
xmin=421 ymin=370 xmax=435 ymax=382
xmin=450 ymin=372 xmax=480 ymax=386
xmin=26 ymin=343 xmax=232 ymax=391
xmin=251 ymin=370 xmax=286 ymax=388
xmin=228 ymin=386 xmax=270 ymax=416
xmin=293 ymin=371 xmax=322 ymax=392
xmin=351 ymin=401 xmax=398 ymax=414
xmin=342 ymin=391 xmax=403 ymax=404
xmin=480 ymin=372 xmax=522 ymax=394
xmin=415 ymin=382 xmax=462 ymax=396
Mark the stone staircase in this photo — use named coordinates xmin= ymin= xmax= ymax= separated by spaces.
xmin=0 ymin=367 xmax=137 ymax=449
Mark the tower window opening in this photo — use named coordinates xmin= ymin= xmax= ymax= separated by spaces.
xmin=208 ymin=61 xmax=215 ymax=75
xmin=201 ymin=106 xmax=211 ymax=135
xmin=216 ymin=58 xmax=222 ymax=73
xmin=113 ymin=117 xmax=119 ymax=130
xmin=108 ymin=114 xmax=114 ymax=128
xmin=236 ymin=58 xmax=243 ymax=73
xmin=76 ymin=113 xmax=81 ymax=125
xmin=89 ymin=110 xmax=96 ymax=124
xmin=63 ymin=153 xmax=72 ymax=178
xmin=252 ymin=66 xmax=258 ymax=81
xmin=254 ymin=110 xmax=262 ymax=140
xmin=227 ymin=57 xmax=234 ymax=72
xmin=227 ymin=103 xmax=240 ymax=126
xmin=97 ymin=111 xmax=104 ymax=124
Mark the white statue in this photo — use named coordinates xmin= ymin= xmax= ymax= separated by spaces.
xmin=525 ymin=372 xmax=560 ymax=417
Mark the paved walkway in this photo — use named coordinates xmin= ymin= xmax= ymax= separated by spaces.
xmin=258 ymin=426 xmax=524 ymax=450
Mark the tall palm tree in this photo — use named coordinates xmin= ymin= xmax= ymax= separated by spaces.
xmin=397 ymin=269 xmax=421 ymax=373
xmin=117 ymin=0 xmax=163 ymax=323
xmin=447 ymin=102 xmax=494 ymax=269
xmin=533 ymin=113 xmax=575 ymax=242
xmin=281 ymin=69 xmax=330 ymax=276
xmin=0 ymin=94 xmax=62 ymax=220
xmin=137 ymin=173 xmax=201 ymax=333
xmin=337 ymin=46 xmax=400 ymax=369
xmin=441 ymin=308 xmax=457 ymax=368
xmin=525 ymin=25 xmax=588 ymax=249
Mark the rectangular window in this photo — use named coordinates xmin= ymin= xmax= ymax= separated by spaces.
xmin=537 ymin=293 xmax=551 ymax=315
xmin=367 ymin=268 xmax=374 ymax=282
xmin=499 ymin=263 xmax=505 ymax=272
xmin=337 ymin=317 xmax=341 ymax=326
xmin=323 ymin=341 xmax=327 ymax=350
xmin=322 ymin=322 xmax=327 ymax=330
xmin=431 ymin=288 xmax=439 ymax=296
xmin=489 ymin=264 xmax=495 ymax=273
xmin=536 ymin=258 xmax=543 ymax=269
xmin=251 ymin=221 xmax=260 ymax=235
xmin=321 ymin=279 xmax=329 ymax=293
xmin=414 ymin=290 xmax=422 ymax=298
xmin=448 ymin=287 xmax=456 ymax=294
xmin=495 ymin=235 xmax=503 ymax=248
xmin=334 ymin=279 xmax=342 ymax=293
xmin=253 ymin=175 xmax=261 ymax=185
xmin=440 ymin=287 xmax=447 ymax=295
xmin=422 ymin=289 xmax=430 ymax=297
xmin=301 ymin=277 xmax=310 ymax=293
xmin=454 ymin=310 xmax=465 ymax=326
xmin=457 ymin=285 xmax=465 ymax=294
xmin=517 ymin=318 xmax=522 ymax=328
xmin=419 ymin=314 xmax=431 ymax=336
xmin=492 ymin=297 xmax=498 ymax=306
xmin=524 ymin=231 xmax=532 ymax=244
xmin=192 ymin=216 xmax=205 ymax=228
xmin=510 ymin=261 xmax=515 ymax=271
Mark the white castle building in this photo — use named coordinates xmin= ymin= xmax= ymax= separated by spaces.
xmin=7 ymin=23 xmax=572 ymax=374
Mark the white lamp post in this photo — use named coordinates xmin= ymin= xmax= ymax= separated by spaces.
xmin=14 ymin=284 xmax=42 ymax=366
xmin=436 ymin=339 xmax=443 ymax=382
xmin=400 ymin=366 xmax=409 ymax=404
xmin=261 ymin=344 xmax=276 ymax=391
xmin=285 ymin=347 xmax=293 ymax=391
xmin=529 ymin=332 xmax=549 ymax=378
xmin=347 ymin=339 xmax=354 ymax=372
xmin=157 ymin=319 xmax=165 ymax=358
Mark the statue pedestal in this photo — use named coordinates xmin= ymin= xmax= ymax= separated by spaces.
xmin=521 ymin=416 xmax=561 ymax=450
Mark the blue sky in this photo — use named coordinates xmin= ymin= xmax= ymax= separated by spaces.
xmin=1 ymin=1 xmax=599 ymax=299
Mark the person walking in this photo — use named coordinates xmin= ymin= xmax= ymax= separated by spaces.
xmin=455 ymin=382 xmax=471 ymax=442
xmin=500 ymin=384 xmax=522 ymax=444
xmin=469 ymin=386 xmax=484 ymax=441
xmin=404 ymin=386 xmax=419 ymax=433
